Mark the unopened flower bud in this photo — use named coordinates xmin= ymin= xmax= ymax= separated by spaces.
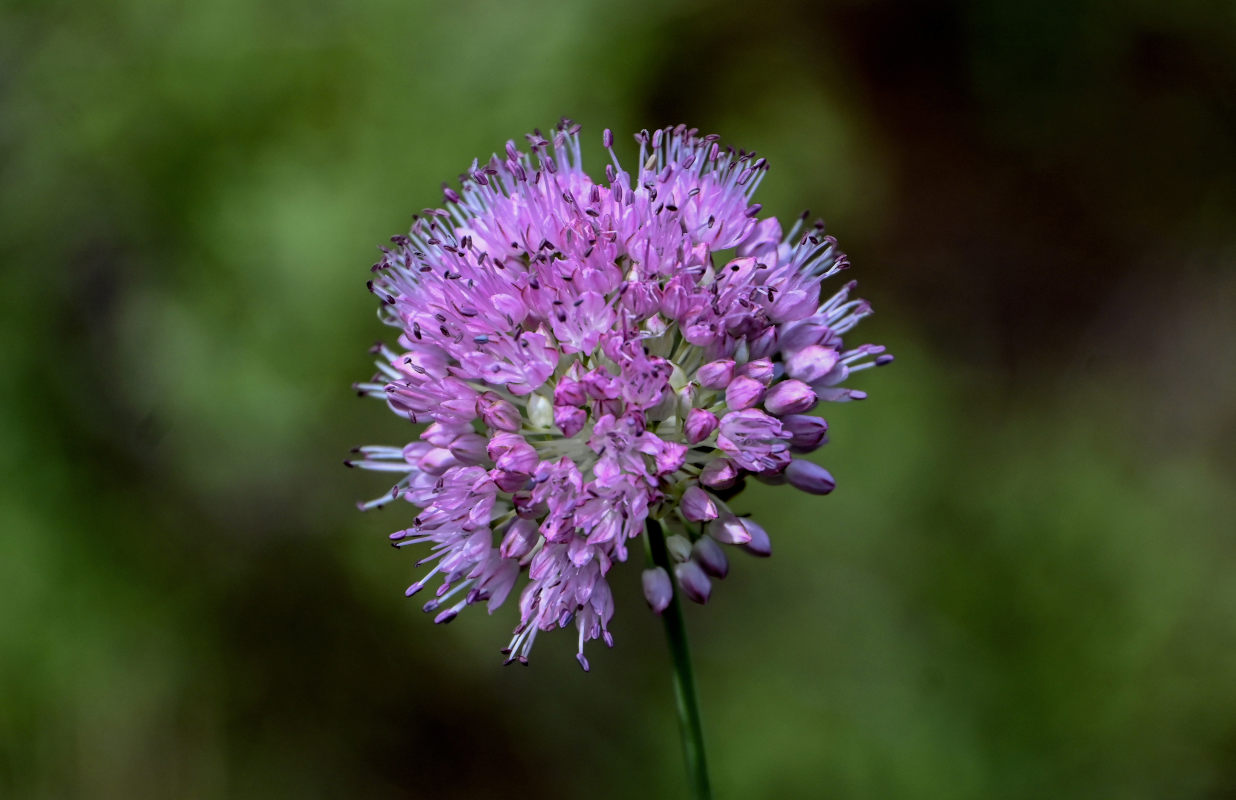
xmin=739 ymin=518 xmax=772 ymax=557
xmin=710 ymin=512 xmax=753 ymax=545
xmin=725 ymin=376 xmax=765 ymax=410
xmin=692 ymin=536 xmax=729 ymax=578
xmin=674 ymin=561 xmax=712 ymax=604
xmin=764 ymin=379 xmax=817 ymax=415
xmin=738 ymin=358 xmax=774 ymax=386
xmin=699 ymin=458 xmax=738 ymax=489
xmin=666 ymin=534 xmax=693 ymax=563
xmin=554 ymin=404 xmax=586 ymax=437
xmin=781 ymin=414 xmax=829 ymax=452
xmin=680 ymin=485 xmax=719 ymax=522
xmin=489 ymin=436 xmax=539 ymax=474
xmin=477 ymin=392 xmax=521 ymax=432
xmin=785 ymin=344 xmax=839 ymax=383
xmin=526 ymin=394 xmax=553 ymax=429
xmin=785 ymin=459 xmax=836 ymax=495
xmin=641 ymin=567 xmax=672 ymax=614
xmin=493 ymin=470 xmax=532 ymax=492
xmin=683 ymin=408 xmax=719 ymax=444
xmin=675 ymin=383 xmax=699 ymax=417
xmin=554 ymin=378 xmax=587 ymax=407
xmin=697 ymin=359 xmax=736 ymax=389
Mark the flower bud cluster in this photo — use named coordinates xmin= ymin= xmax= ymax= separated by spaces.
xmin=351 ymin=120 xmax=890 ymax=668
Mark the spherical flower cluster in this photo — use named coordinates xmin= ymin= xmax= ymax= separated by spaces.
xmin=350 ymin=120 xmax=890 ymax=670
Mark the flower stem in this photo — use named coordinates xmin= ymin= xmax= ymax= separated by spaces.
xmin=646 ymin=519 xmax=711 ymax=800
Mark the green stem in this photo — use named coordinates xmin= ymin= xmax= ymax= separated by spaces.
xmin=646 ymin=519 xmax=712 ymax=800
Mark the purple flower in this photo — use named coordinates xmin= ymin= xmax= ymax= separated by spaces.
xmin=350 ymin=120 xmax=889 ymax=669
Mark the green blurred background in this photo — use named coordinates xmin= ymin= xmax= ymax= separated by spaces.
xmin=3 ymin=0 xmax=1235 ymax=797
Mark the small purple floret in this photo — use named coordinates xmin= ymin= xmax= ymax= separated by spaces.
xmin=675 ymin=561 xmax=713 ymax=604
xmin=684 ymin=408 xmax=720 ymax=444
xmin=764 ymin=380 xmax=818 ymax=415
xmin=642 ymin=567 xmax=673 ymax=614
xmin=738 ymin=518 xmax=773 ymax=557
xmin=786 ymin=460 xmax=837 ymax=495
xmin=681 ymin=486 xmax=719 ymax=522
xmin=692 ymin=536 xmax=730 ymax=579
xmin=725 ymin=376 xmax=765 ymax=411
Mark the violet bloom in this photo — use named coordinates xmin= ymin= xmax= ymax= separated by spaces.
xmin=350 ymin=120 xmax=890 ymax=670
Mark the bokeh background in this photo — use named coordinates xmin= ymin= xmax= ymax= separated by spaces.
xmin=3 ymin=0 xmax=1235 ymax=797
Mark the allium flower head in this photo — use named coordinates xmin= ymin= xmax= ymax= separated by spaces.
xmin=350 ymin=119 xmax=891 ymax=670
